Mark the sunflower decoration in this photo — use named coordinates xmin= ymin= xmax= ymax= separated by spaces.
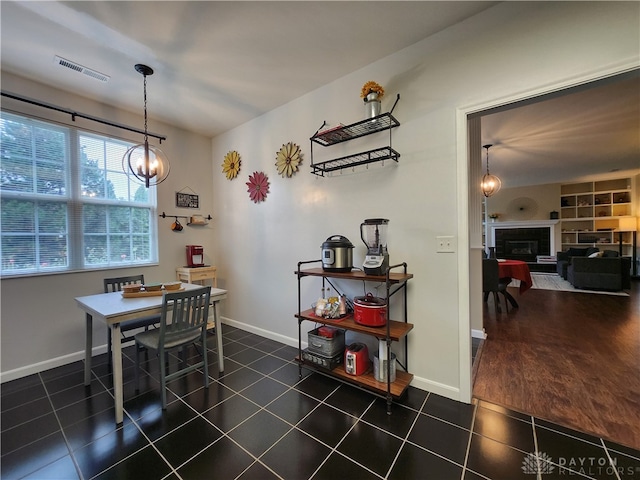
xmin=246 ymin=171 xmax=270 ymax=203
xmin=275 ymin=142 xmax=302 ymax=178
xmin=360 ymin=81 xmax=385 ymax=100
xmin=222 ymin=150 xmax=241 ymax=180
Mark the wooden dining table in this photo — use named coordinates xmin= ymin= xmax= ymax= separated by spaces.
xmin=498 ymin=259 xmax=533 ymax=308
xmin=76 ymin=283 xmax=228 ymax=424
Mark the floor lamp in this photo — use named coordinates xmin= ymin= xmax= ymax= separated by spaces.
xmin=617 ymin=217 xmax=638 ymax=278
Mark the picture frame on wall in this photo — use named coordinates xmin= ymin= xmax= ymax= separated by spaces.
xmin=176 ymin=192 xmax=199 ymax=209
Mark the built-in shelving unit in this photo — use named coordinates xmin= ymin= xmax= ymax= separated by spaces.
xmin=309 ymin=95 xmax=400 ymax=176
xmin=560 ymin=177 xmax=635 ymax=254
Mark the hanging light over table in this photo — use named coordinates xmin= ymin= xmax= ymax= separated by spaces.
xmin=481 ymin=144 xmax=501 ymax=197
xmin=122 ymin=64 xmax=170 ymax=188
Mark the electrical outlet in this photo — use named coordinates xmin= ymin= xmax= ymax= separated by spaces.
xmin=436 ymin=235 xmax=456 ymax=253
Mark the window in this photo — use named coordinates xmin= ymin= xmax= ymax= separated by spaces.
xmin=1 ymin=111 xmax=158 ymax=276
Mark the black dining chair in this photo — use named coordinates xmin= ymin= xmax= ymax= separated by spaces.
xmin=482 ymin=258 xmax=511 ymax=315
xmin=134 ymin=286 xmax=211 ymax=409
xmin=103 ymin=275 xmax=161 ymax=363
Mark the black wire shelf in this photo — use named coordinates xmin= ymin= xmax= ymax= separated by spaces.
xmin=310 ymin=146 xmax=400 ymax=176
xmin=311 ymin=113 xmax=400 ymax=147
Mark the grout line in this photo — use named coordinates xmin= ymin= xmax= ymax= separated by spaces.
xmin=601 ymin=438 xmax=623 ymax=480
xmin=384 ymin=391 xmax=431 ymax=479
xmin=38 ymin=371 xmax=85 ymax=480
xmin=460 ymin=401 xmax=478 ymax=480
xmin=307 ymin=389 xmax=381 ymax=480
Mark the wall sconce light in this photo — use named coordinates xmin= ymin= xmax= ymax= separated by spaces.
xmin=122 ymin=64 xmax=170 ymax=188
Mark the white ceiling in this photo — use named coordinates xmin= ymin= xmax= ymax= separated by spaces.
xmin=480 ymin=72 xmax=640 ymax=187
xmin=0 ymin=0 xmax=495 ymax=137
xmin=1 ymin=1 xmax=638 ymax=187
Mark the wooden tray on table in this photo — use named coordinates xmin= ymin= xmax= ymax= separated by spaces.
xmin=122 ymin=288 xmax=185 ymax=298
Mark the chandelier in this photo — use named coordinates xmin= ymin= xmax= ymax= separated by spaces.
xmin=481 ymin=144 xmax=501 ymax=197
xmin=122 ymin=64 xmax=170 ymax=188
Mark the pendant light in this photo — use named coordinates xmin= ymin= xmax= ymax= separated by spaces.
xmin=481 ymin=144 xmax=501 ymax=197
xmin=122 ymin=64 xmax=170 ymax=188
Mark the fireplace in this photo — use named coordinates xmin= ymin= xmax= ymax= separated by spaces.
xmin=506 ymin=240 xmax=538 ymax=257
xmin=494 ymin=227 xmax=551 ymax=262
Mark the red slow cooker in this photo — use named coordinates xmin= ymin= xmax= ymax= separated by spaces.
xmin=353 ymin=293 xmax=387 ymax=327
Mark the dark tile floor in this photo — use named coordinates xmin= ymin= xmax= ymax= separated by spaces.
xmin=2 ymin=325 xmax=639 ymax=479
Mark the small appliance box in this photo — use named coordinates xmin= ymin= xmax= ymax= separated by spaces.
xmin=307 ymin=327 xmax=345 ymax=357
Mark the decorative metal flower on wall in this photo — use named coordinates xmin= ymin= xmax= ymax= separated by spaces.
xmin=246 ymin=171 xmax=270 ymax=203
xmin=222 ymin=150 xmax=241 ymax=180
xmin=275 ymin=142 xmax=302 ymax=178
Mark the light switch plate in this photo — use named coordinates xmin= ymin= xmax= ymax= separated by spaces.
xmin=436 ymin=235 xmax=456 ymax=253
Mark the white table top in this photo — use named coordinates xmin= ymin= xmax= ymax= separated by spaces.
xmin=75 ymin=284 xmax=227 ymax=324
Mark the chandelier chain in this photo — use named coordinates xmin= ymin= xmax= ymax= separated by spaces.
xmin=143 ymin=74 xmax=148 ymax=144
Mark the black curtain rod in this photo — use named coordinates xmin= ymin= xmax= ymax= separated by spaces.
xmin=1 ymin=91 xmax=167 ymax=143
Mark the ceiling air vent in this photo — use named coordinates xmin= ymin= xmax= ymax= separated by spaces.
xmin=54 ymin=56 xmax=110 ymax=83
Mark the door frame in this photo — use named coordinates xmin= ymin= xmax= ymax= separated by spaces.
xmin=455 ymin=61 xmax=639 ymax=403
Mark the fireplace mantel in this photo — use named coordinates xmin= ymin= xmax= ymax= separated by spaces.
xmin=489 ymin=220 xmax=559 ymax=229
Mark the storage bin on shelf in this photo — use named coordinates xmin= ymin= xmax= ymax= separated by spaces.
xmin=307 ymin=327 xmax=345 ymax=357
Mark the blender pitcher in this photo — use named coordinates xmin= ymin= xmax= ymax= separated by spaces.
xmin=360 ymin=218 xmax=389 ymax=275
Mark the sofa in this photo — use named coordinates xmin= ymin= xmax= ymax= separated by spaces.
xmin=567 ymin=256 xmax=631 ymax=291
xmin=556 ymin=247 xmax=600 ymax=279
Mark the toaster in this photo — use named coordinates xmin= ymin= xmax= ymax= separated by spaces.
xmin=344 ymin=343 xmax=370 ymax=376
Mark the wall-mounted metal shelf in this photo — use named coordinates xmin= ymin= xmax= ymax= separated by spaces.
xmin=311 ymin=146 xmax=400 ymax=175
xmin=310 ymin=94 xmax=400 ymax=176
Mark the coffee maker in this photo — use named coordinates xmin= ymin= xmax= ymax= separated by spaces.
xmin=186 ymin=245 xmax=204 ymax=267
xmin=360 ymin=218 xmax=389 ymax=275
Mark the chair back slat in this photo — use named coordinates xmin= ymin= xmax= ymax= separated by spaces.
xmin=104 ymin=275 xmax=145 ymax=293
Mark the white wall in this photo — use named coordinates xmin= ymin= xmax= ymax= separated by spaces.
xmin=0 ymin=74 xmax=214 ymax=378
xmin=1 ymin=2 xmax=638 ymax=399
xmin=209 ymin=1 xmax=640 ymax=401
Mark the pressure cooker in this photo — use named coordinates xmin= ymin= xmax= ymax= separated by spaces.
xmin=321 ymin=235 xmax=354 ymax=272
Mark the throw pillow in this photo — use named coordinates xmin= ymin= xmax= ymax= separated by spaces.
xmin=602 ymin=250 xmax=619 ymax=258
xmin=585 ymin=247 xmax=600 ymax=257
xmin=588 ymin=251 xmax=604 ymax=258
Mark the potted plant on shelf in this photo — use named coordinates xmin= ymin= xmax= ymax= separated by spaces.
xmin=361 ymin=81 xmax=385 ymax=118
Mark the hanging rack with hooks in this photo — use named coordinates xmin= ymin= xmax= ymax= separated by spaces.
xmin=159 ymin=212 xmax=212 ymax=225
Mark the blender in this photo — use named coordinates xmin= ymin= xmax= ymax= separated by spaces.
xmin=360 ymin=218 xmax=389 ymax=275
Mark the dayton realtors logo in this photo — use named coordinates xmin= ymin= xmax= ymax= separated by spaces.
xmin=522 ymin=451 xmax=640 ymax=477
xmin=521 ymin=452 xmax=555 ymax=475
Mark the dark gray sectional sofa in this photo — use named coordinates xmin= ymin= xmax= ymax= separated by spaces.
xmin=556 ymin=247 xmax=631 ymax=291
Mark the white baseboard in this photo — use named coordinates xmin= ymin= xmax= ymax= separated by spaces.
xmin=222 ymin=317 xmax=308 ymax=349
xmin=0 ymin=344 xmax=107 ymax=384
xmin=3 ymin=317 xmax=471 ymax=408
xmin=224 ymin=316 xmax=467 ymax=403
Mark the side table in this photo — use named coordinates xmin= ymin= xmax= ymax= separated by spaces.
xmin=176 ymin=265 xmax=217 ymax=287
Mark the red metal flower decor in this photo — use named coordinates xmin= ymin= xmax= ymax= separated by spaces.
xmin=246 ymin=171 xmax=270 ymax=203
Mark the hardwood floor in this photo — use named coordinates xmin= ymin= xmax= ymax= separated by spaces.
xmin=473 ymin=279 xmax=640 ymax=450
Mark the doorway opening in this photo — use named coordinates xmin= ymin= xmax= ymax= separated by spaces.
xmin=466 ymin=69 xmax=639 ymax=448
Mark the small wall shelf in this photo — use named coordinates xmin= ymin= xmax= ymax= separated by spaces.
xmin=159 ymin=212 xmax=212 ymax=226
xmin=311 ymin=146 xmax=400 ymax=175
xmin=310 ymin=94 xmax=400 ymax=176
